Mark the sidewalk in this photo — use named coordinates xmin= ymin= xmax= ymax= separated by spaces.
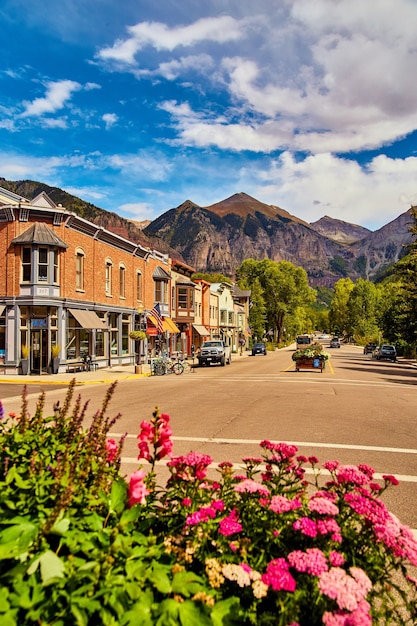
xmin=0 ymin=350 xmax=252 ymax=386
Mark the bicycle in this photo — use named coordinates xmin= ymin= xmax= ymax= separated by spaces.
xmin=153 ymin=356 xmax=184 ymax=376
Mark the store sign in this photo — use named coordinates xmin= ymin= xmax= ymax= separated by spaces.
xmin=31 ymin=318 xmax=47 ymax=328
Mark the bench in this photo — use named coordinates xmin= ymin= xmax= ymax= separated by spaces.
xmin=66 ymin=362 xmax=86 ymax=373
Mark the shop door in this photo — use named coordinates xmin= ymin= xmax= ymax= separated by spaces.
xmin=31 ymin=330 xmax=48 ymax=374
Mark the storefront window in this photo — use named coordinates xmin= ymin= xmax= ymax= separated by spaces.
xmin=122 ymin=315 xmax=129 ymax=354
xmin=109 ymin=313 xmax=118 ymax=355
xmin=95 ymin=330 xmax=105 ymax=357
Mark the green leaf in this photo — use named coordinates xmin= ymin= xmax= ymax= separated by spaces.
xmin=110 ymin=478 xmax=127 ymax=515
xmin=210 ymin=597 xmax=242 ymax=626
xmin=0 ymin=587 xmax=10 ymax=612
xmin=179 ymin=600 xmax=211 ymax=625
xmin=149 ymin=562 xmax=172 ymax=594
xmin=38 ymin=550 xmax=65 ymax=583
xmin=172 ymin=571 xmax=204 ymax=597
xmin=50 ymin=514 xmax=70 ymax=536
xmin=0 ymin=521 xmax=38 ymax=559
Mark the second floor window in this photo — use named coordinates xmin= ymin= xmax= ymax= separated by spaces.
xmin=75 ymin=251 xmax=84 ymax=290
xmin=22 ymin=247 xmax=31 ymax=282
xmin=136 ymin=271 xmax=143 ymax=302
xmin=105 ymin=261 xmax=112 ymax=295
xmin=155 ymin=279 xmax=168 ymax=304
xmin=38 ymin=247 xmax=48 ymax=282
xmin=119 ymin=265 xmax=126 ymax=298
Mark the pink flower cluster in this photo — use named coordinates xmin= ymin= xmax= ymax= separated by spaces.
xmin=293 ymin=516 xmax=342 ymax=542
xmin=260 ymin=440 xmax=298 ymax=461
xmin=167 ymin=451 xmax=213 ymax=481
xmin=269 ymin=495 xmax=302 ymax=514
xmin=287 ymin=548 xmax=328 ymax=575
xmin=105 ymin=438 xmax=118 ymax=462
xmin=318 ymin=566 xmax=372 ymax=612
xmin=219 ymin=509 xmax=243 ymax=536
xmin=127 ymin=469 xmax=149 ymax=507
xmin=186 ymin=500 xmax=225 ymax=526
xmin=137 ymin=411 xmax=173 ymax=462
xmin=261 ymin=557 xmax=296 ymax=592
xmin=234 ymin=479 xmax=270 ymax=497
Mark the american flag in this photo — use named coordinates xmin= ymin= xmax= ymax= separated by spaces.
xmin=150 ymin=303 xmax=164 ymax=334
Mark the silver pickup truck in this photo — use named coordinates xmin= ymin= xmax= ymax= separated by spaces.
xmin=198 ymin=340 xmax=231 ymax=366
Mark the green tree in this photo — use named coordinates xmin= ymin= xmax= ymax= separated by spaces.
xmin=237 ymin=259 xmax=316 ymax=343
xmin=328 ymin=278 xmax=354 ymax=334
xmin=191 ymin=272 xmax=233 ymax=284
xmin=346 ymin=279 xmax=380 ymax=340
xmin=246 ymin=278 xmax=266 ymax=341
xmin=391 ymin=206 xmax=417 ymax=347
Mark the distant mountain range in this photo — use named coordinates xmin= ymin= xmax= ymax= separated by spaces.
xmin=1 ymin=178 xmax=413 ymax=287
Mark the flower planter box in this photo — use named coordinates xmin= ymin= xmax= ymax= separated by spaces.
xmin=295 ymin=356 xmax=325 ymax=372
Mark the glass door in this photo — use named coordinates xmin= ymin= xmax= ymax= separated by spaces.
xmin=31 ymin=330 xmax=48 ymax=374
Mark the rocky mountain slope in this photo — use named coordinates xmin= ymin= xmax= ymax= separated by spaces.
xmin=309 ymin=216 xmax=371 ymax=244
xmin=144 ymin=192 xmax=413 ymax=286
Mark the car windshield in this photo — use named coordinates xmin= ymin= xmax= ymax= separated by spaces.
xmin=204 ymin=342 xmax=222 ymax=347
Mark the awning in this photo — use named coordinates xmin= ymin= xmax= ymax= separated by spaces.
xmin=163 ymin=317 xmax=180 ymax=333
xmin=192 ymin=324 xmax=210 ymax=336
xmin=68 ymin=309 xmax=107 ymax=329
xmin=147 ymin=315 xmax=180 ymax=334
xmin=0 ymin=305 xmax=5 ymax=317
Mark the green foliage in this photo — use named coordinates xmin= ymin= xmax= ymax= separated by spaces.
xmin=0 ymin=394 xmax=417 ymax=625
xmin=329 ymin=255 xmax=348 ymax=276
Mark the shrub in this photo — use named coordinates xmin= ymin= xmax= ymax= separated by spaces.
xmin=0 ymin=385 xmax=416 ymax=625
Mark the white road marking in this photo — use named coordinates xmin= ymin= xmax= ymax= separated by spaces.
xmin=112 ymin=433 xmax=417 ymax=455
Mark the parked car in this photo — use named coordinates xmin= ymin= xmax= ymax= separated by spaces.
xmin=364 ymin=342 xmax=377 ymax=355
xmin=252 ymin=342 xmax=267 ymax=356
xmin=329 ymin=337 xmax=341 ymax=348
xmin=373 ymin=344 xmax=397 ymax=362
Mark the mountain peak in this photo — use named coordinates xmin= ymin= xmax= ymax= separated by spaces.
xmin=204 ymin=192 xmax=307 ymax=225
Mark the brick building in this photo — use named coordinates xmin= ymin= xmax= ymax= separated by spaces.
xmin=0 ymin=186 xmax=250 ymax=375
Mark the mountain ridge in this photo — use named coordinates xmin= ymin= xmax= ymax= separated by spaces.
xmin=1 ymin=178 xmax=412 ymax=287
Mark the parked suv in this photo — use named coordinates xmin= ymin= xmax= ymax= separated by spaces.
xmin=373 ymin=344 xmax=397 ymax=362
xmin=252 ymin=342 xmax=267 ymax=356
xmin=364 ymin=342 xmax=377 ymax=354
xmin=329 ymin=337 xmax=340 ymax=348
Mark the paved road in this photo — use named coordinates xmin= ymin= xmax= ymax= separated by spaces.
xmin=1 ymin=343 xmax=416 ymax=529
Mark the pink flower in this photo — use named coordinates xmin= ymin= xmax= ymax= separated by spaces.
xmin=382 ymin=474 xmax=399 ymax=486
xmin=329 ymin=551 xmax=345 ymax=567
xmin=137 ymin=440 xmax=151 ymax=461
xmin=293 ymin=517 xmax=318 ymax=537
xmin=181 ymin=497 xmax=192 ymax=506
xmin=336 ymin=465 xmax=372 ymax=486
xmin=261 ymin=558 xmax=296 ymax=592
xmin=260 ymin=440 xmax=298 ymax=460
xmin=234 ymin=479 xmax=270 ymax=496
xmin=308 ymin=496 xmax=339 ymax=516
xmin=318 ymin=567 xmax=371 ymax=612
xmin=105 ymin=438 xmax=118 ymax=462
xmin=219 ymin=509 xmax=243 ymax=536
xmin=323 ymin=460 xmax=339 ymax=472
xmin=269 ymin=495 xmax=302 ymax=514
xmin=186 ymin=505 xmax=217 ymax=526
xmin=287 ymin=548 xmax=328 ymax=575
xmin=127 ymin=469 xmax=149 ymax=507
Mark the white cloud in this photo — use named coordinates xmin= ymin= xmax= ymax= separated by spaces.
xmin=251 ymin=152 xmax=417 ymax=229
xmin=102 ymin=113 xmax=118 ymax=129
xmin=21 ymin=80 xmax=81 ymax=117
xmin=97 ymin=15 xmax=246 ymax=65
xmin=118 ymin=202 xmax=155 ymax=221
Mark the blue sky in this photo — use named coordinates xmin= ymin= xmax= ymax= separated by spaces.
xmin=1 ymin=0 xmax=417 ymax=231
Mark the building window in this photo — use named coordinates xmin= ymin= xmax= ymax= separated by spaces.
xmin=53 ymin=249 xmax=59 ymax=284
xmin=155 ymin=279 xmax=168 ymax=304
xmin=38 ymin=247 xmax=48 ymax=282
xmin=220 ymin=310 xmax=227 ymax=324
xmin=122 ymin=314 xmax=129 ymax=354
xmin=119 ymin=265 xmax=126 ymax=298
xmin=177 ymin=287 xmax=194 ymax=309
xmin=228 ymin=311 xmax=234 ymax=325
xmin=22 ymin=247 xmax=31 ymax=282
xmin=105 ymin=260 xmax=112 ymax=295
xmin=75 ymin=250 xmax=84 ymax=290
xmin=136 ymin=271 xmax=143 ymax=302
